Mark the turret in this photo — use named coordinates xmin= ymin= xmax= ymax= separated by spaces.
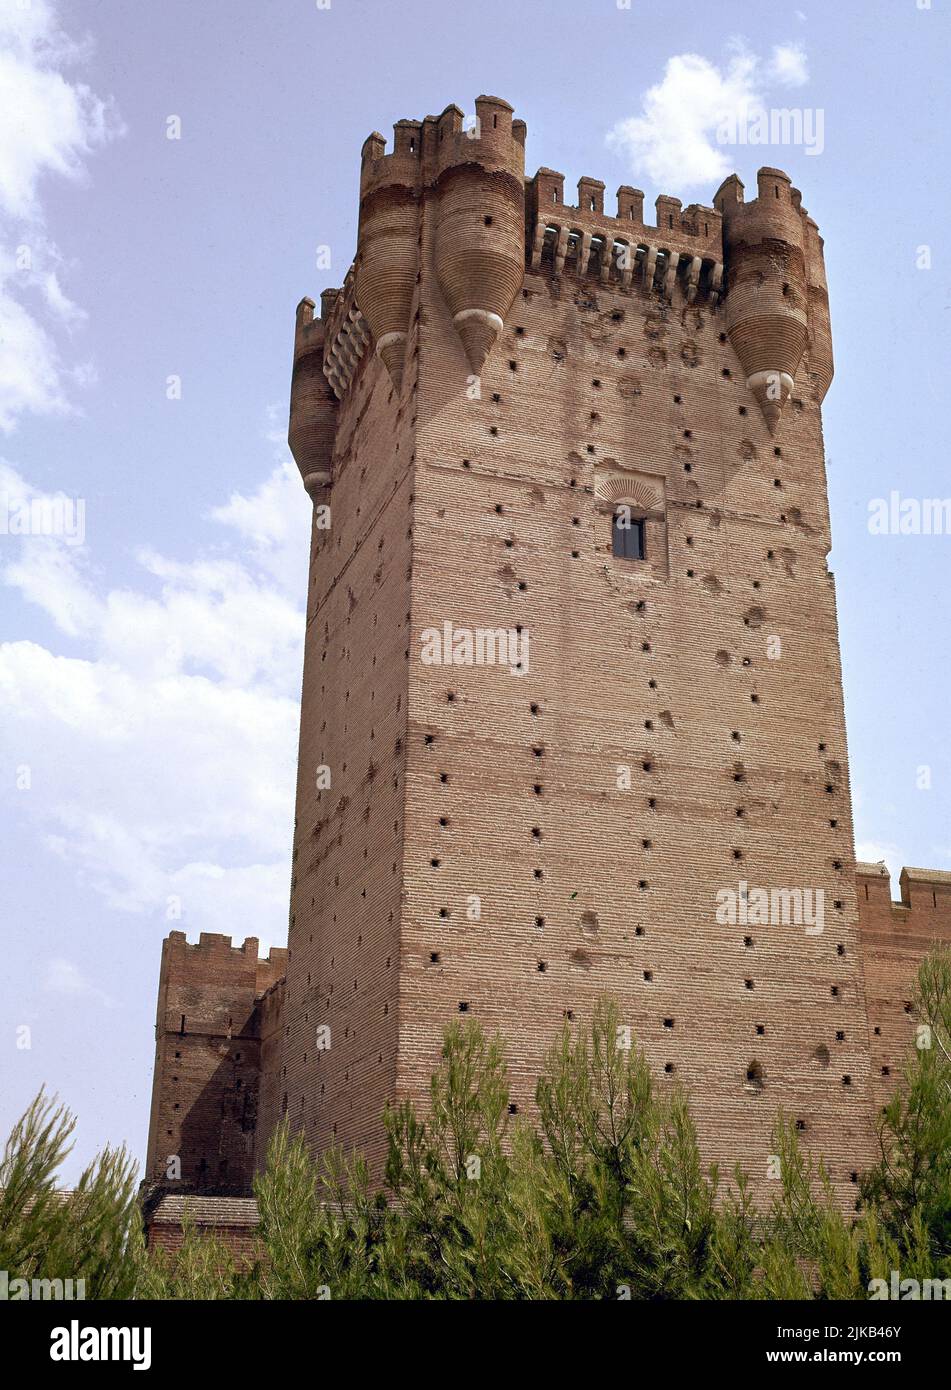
xmin=288 ymin=296 xmax=338 ymax=497
xmin=429 ymin=96 xmax=526 ymax=374
xmin=803 ymin=212 xmax=834 ymax=403
xmin=355 ymin=122 xmax=423 ymax=391
xmin=715 ymin=168 xmax=812 ymax=432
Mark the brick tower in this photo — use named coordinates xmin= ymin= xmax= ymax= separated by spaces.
xmin=143 ymin=933 xmax=286 ymax=1194
xmin=275 ymin=95 xmax=875 ymax=1198
xmin=147 ymin=96 xmax=902 ymax=1208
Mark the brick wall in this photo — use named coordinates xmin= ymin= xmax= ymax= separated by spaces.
xmin=144 ymin=933 xmax=285 ymax=1195
xmin=857 ymin=863 xmax=951 ymax=1110
xmin=145 ymin=1195 xmax=261 ymax=1265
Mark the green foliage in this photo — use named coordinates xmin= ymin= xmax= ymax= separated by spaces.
xmin=3 ymin=948 xmax=950 ymax=1300
xmin=862 ymin=945 xmax=951 ymax=1268
xmin=0 ymin=1089 xmax=143 ymax=1298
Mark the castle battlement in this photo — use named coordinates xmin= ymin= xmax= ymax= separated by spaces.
xmin=167 ymin=929 xmax=259 ymax=956
xmin=525 ymin=179 xmax=724 ymax=305
xmin=527 ymin=166 xmax=722 ymax=260
xmin=318 ymin=268 xmax=369 ymax=405
xmin=158 ymin=931 xmax=286 ymax=1017
xmin=164 ymin=928 xmax=286 ymax=966
xmin=359 ymin=96 xmax=526 ymax=194
xmin=857 ymin=862 xmax=951 ymax=924
xmin=856 ymin=863 xmax=951 ymax=1108
xmin=286 ymin=96 xmax=835 ymax=446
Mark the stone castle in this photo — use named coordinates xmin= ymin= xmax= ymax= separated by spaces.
xmin=143 ymin=96 xmax=951 ymax=1238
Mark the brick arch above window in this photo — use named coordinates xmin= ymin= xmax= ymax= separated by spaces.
xmin=594 ymin=472 xmax=665 ymax=514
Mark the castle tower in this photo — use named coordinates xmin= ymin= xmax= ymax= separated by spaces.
xmin=147 ymin=98 xmax=909 ymax=1212
xmin=144 ymin=933 xmax=286 ymax=1195
xmin=270 ymin=96 xmax=877 ymax=1199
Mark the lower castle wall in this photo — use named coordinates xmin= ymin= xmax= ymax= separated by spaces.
xmin=856 ymin=863 xmax=951 ymax=1111
xmin=144 ymin=933 xmax=286 ymax=1197
xmin=144 ymin=856 xmax=951 ymax=1243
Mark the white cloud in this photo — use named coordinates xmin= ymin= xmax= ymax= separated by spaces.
xmin=0 ymin=454 xmax=310 ymax=947
xmin=769 ymin=43 xmax=809 ymax=88
xmin=0 ymin=1 xmax=121 ymax=430
xmin=44 ymin=956 xmax=115 ymax=1008
xmin=208 ymin=423 xmax=312 ymax=599
xmin=0 ymin=0 xmax=121 ymax=221
xmin=0 ymin=274 xmax=71 ymax=428
xmin=607 ymin=41 xmax=811 ymax=191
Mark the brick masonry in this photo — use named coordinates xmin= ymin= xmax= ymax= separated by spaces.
xmin=856 ymin=863 xmax=951 ymax=1112
xmin=143 ymin=97 xmax=951 ymax=1235
xmin=144 ymin=933 xmax=285 ymax=1194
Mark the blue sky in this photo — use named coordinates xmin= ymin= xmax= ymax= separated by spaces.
xmin=0 ymin=0 xmax=948 ymax=1180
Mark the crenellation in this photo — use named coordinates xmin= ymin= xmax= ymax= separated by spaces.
xmin=528 ymin=170 xmax=723 ymax=253
xmin=578 ymin=176 xmax=606 ymax=214
xmin=617 ymin=184 xmax=645 ymax=221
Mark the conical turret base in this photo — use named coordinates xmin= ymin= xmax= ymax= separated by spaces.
xmin=747 ymin=371 xmax=795 ymax=434
xmin=453 ymin=310 xmax=504 ymax=376
xmin=376 ymin=333 xmax=407 ymax=392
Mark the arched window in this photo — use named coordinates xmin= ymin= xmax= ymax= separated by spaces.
xmin=596 ymin=474 xmax=664 ymax=565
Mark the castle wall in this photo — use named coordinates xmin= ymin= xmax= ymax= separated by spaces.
xmin=144 ymin=933 xmax=285 ymax=1194
xmin=145 ymin=1195 xmax=260 ymax=1264
xmin=276 ymin=302 xmax=417 ymax=1173
xmin=857 ymin=863 xmax=951 ymax=1109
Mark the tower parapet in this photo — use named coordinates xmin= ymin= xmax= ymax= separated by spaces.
xmin=349 ymin=97 xmax=528 ymax=388
xmin=803 ymin=214 xmax=834 ymax=404
xmin=525 ymin=170 xmax=723 ymax=302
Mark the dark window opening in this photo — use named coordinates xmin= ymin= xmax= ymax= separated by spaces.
xmin=612 ymin=510 xmax=646 ymax=560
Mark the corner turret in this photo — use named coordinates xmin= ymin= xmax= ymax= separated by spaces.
xmin=288 ymin=296 xmax=339 ymax=497
xmin=428 ymin=95 xmax=526 ymax=374
xmin=715 ymin=167 xmax=815 ymax=432
xmin=355 ymin=122 xmax=423 ymax=390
